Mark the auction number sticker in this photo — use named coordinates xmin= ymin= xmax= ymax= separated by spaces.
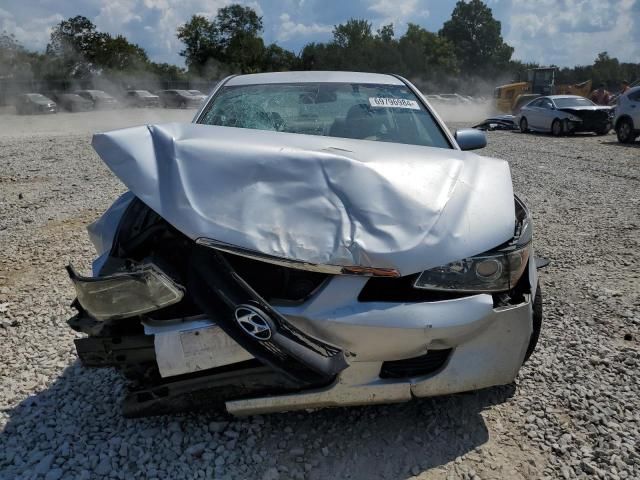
xmin=369 ymin=97 xmax=420 ymax=110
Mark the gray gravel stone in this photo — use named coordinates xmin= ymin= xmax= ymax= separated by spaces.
xmin=0 ymin=110 xmax=638 ymax=480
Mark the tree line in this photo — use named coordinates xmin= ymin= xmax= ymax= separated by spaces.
xmin=1 ymin=0 xmax=638 ymax=102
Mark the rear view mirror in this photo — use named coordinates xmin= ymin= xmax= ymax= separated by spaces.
xmin=455 ymin=128 xmax=487 ymax=150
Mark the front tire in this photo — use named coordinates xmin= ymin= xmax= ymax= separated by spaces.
xmin=616 ymin=118 xmax=634 ymax=143
xmin=551 ymin=119 xmax=563 ymax=136
xmin=523 ymin=282 xmax=543 ymax=364
xmin=519 ymin=117 xmax=529 ymax=133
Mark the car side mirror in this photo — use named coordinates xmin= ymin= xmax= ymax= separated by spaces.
xmin=455 ymin=128 xmax=487 ymax=151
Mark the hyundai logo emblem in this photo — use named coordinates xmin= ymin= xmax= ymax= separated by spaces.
xmin=234 ymin=305 xmax=272 ymax=341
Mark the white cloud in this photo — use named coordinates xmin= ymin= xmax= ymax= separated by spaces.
xmin=368 ymin=0 xmax=427 ymax=28
xmin=0 ymin=8 xmax=63 ymax=51
xmin=502 ymin=0 xmax=639 ymax=66
xmin=92 ymin=0 xmax=230 ymax=63
xmin=277 ymin=13 xmax=332 ymax=41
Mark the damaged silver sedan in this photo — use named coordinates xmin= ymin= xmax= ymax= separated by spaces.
xmin=66 ymin=71 xmax=542 ymax=417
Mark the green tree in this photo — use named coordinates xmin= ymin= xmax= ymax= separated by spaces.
xmin=262 ymin=44 xmax=299 ymax=71
xmin=439 ymin=0 xmax=513 ymax=76
xmin=592 ymin=51 xmax=620 ymax=87
xmin=47 ymin=16 xmax=107 ymax=77
xmin=376 ymin=24 xmax=395 ymax=44
xmin=95 ymin=35 xmax=149 ymax=71
xmin=177 ymin=4 xmax=275 ymax=74
xmin=399 ymin=23 xmax=458 ymax=81
xmin=333 ymin=19 xmax=373 ymax=48
xmin=0 ymin=32 xmax=33 ymax=79
xmin=177 ymin=15 xmax=219 ymax=73
xmin=215 ymin=4 xmax=262 ymax=48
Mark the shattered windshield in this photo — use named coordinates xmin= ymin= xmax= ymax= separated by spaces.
xmin=554 ymin=97 xmax=595 ymax=108
xmin=199 ymin=83 xmax=451 ymax=148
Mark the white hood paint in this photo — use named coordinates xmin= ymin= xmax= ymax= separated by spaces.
xmin=92 ymin=123 xmax=515 ymax=275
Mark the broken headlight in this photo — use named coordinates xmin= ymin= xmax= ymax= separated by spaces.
xmin=66 ymin=264 xmax=184 ymax=321
xmin=414 ymin=196 xmax=532 ymax=293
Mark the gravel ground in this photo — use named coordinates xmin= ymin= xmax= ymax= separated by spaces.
xmin=0 ymin=108 xmax=638 ymax=480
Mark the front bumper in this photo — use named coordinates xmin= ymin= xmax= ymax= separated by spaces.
xmin=68 ymin=194 xmax=538 ymax=416
xmin=227 ymin=298 xmax=533 ymax=415
xmin=71 ymin=259 xmax=536 ymax=416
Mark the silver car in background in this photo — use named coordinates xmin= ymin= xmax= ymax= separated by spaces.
xmin=613 ymin=86 xmax=640 ymax=143
xmin=66 ymin=71 xmax=542 ymax=417
xmin=517 ymin=95 xmax=612 ymax=136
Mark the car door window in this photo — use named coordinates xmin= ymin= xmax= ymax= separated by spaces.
xmin=541 ymin=99 xmax=553 ymax=109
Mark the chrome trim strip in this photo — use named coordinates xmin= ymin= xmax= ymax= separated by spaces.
xmin=196 ymin=238 xmax=400 ymax=278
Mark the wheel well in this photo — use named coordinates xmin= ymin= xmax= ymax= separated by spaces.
xmin=615 ymin=115 xmax=634 ymax=129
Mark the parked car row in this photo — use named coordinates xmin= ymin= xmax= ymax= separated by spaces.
xmin=12 ymin=89 xmax=210 ymax=114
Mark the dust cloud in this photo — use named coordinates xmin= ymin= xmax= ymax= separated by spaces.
xmin=0 ymin=108 xmax=196 ymax=138
xmin=429 ymin=100 xmax=495 ymax=124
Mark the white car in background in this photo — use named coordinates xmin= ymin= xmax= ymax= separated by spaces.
xmin=66 ymin=71 xmax=542 ymax=417
xmin=516 ymin=95 xmax=612 ymax=137
xmin=614 ymin=86 xmax=640 ymax=143
xmin=517 ymin=95 xmax=612 ymax=136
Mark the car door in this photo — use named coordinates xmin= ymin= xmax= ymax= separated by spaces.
xmin=525 ymin=99 xmax=543 ymax=129
xmin=629 ymin=90 xmax=640 ymax=126
xmin=537 ymin=98 xmax=555 ymax=131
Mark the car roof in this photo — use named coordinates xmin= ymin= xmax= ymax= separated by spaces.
xmin=225 ymin=71 xmax=404 ymax=86
xmin=546 ymin=95 xmax=585 ymax=100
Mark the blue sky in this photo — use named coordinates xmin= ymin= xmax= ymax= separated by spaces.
xmin=1 ymin=0 xmax=638 ymax=67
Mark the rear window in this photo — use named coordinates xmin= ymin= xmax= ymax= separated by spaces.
xmin=198 ymin=82 xmax=451 ymax=148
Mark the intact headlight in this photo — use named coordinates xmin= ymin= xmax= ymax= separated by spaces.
xmin=67 ymin=263 xmax=184 ymax=321
xmin=414 ymin=196 xmax=532 ymax=293
xmin=567 ymin=114 xmax=582 ymax=122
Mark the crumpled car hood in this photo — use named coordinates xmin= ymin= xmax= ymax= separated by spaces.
xmin=92 ymin=123 xmax=515 ymax=276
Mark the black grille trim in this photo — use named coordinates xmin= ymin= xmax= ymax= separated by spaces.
xmin=359 ymin=275 xmax=471 ymax=303
xmin=379 ymin=349 xmax=452 ymax=379
xmin=188 ymin=245 xmax=348 ymax=385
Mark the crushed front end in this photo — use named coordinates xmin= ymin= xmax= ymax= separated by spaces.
xmin=67 ymin=192 xmax=540 ymax=417
xmin=66 ymin=123 xmax=541 ymax=416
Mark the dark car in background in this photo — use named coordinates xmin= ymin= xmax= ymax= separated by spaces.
xmin=75 ymin=90 xmax=119 ymax=109
xmin=15 ymin=94 xmax=57 ymax=114
xmin=56 ymin=93 xmax=94 ymax=112
xmin=125 ymin=90 xmax=160 ymax=108
xmin=187 ymin=89 xmax=208 ymax=103
xmin=156 ymin=89 xmax=201 ymax=108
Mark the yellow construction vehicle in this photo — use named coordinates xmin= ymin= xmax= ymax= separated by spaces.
xmin=494 ymin=67 xmax=592 ymax=114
